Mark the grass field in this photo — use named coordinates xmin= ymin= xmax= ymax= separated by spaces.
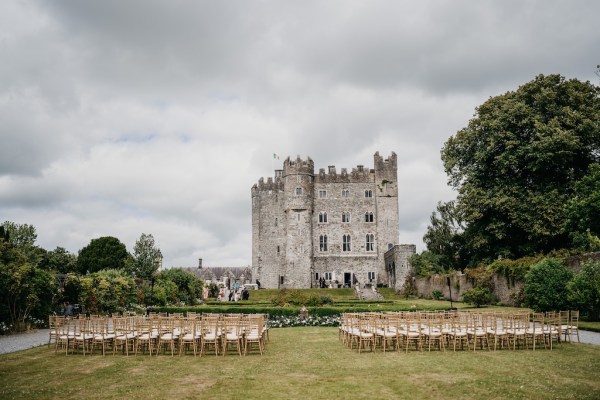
xmin=1 ymin=327 xmax=599 ymax=400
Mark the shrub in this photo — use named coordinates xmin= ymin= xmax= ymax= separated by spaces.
xmin=431 ymin=289 xmax=443 ymax=300
xmin=462 ymin=287 xmax=493 ymax=307
xmin=568 ymin=260 xmax=600 ymax=321
xmin=524 ymin=258 xmax=572 ymax=312
xmin=305 ymin=295 xmax=334 ymax=306
xmin=286 ymin=290 xmax=308 ymax=306
xmin=78 ymin=269 xmax=137 ymax=314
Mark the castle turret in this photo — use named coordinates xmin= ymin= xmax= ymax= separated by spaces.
xmin=281 ymin=156 xmax=314 ymax=288
xmin=374 ymin=152 xmax=399 ymax=284
xmin=251 ymin=170 xmax=285 ymax=288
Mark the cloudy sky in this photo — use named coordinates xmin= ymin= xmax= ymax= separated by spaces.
xmin=1 ymin=1 xmax=598 ymax=268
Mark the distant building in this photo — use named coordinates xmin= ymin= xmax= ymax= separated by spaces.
xmin=187 ymin=259 xmax=252 ymax=289
xmin=251 ymin=151 xmax=415 ymax=290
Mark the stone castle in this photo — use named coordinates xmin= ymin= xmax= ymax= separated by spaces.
xmin=251 ymin=151 xmax=415 ymax=290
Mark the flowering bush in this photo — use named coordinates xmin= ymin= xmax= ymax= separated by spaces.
xmin=0 ymin=315 xmax=47 ymax=335
xmin=268 ymin=314 xmax=340 ymax=328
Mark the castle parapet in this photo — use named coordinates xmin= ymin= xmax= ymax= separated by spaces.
xmin=315 ymin=163 xmax=373 ymax=183
xmin=252 ymin=175 xmax=284 ymax=194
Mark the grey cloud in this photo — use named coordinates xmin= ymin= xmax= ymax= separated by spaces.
xmin=1 ymin=0 xmax=597 ymax=267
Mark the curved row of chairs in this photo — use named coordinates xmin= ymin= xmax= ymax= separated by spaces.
xmin=339 ymin=310 xmax=580 ymax=353
xmin=49 ymin=313 xmax=269 ymax=356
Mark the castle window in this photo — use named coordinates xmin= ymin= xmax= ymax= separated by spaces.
xmin=342 ymin=212 xmax=351 ymax=223
xmin=325 ymin=272 xmax=332 ymax=280
xmin=295 ymin=187 xmax=303 ymax=196
xmin=319 ymin=190 xmax=327 ymax=198
xmin=365 ymin=212 xmax=374 ymax=222
xmin=319 ymin=235 xmax=328 ymax=252
xmin=365 ymin=190 xmax=372 ymax=198
xmin=319 ymin=212 xmax=328 ymax=223
xmin=366 ymin=234 xmax=374 ymax=251
xmin=368 ymin=271 xmax=376 ymax=281
xmin=280 ymin=276 xmax=285 ymax=285
xmin=275 ymin=218 xmax=278 ymax=227
xmin=342 ymin=189 xmax=349 ymax=198
xmin=277 ymin=245 xmax=280 ymax=254
xmin=343 ymin=235 xmax=351 ymax=252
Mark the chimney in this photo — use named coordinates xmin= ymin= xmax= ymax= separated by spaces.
xmin=198 ymin=258 xmax=203 ymax=269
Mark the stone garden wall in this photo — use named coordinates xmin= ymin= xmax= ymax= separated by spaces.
xmin=415 ymin=272 xmax=524 ymax=306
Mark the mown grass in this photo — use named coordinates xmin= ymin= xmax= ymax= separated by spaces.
xmin=1 ymin=327 xmax=599 ymax=400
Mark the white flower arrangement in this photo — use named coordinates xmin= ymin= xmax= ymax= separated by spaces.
xmin=268 ymin=315 xmax=340 ymax=328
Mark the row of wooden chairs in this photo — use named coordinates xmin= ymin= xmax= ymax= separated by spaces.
xmin=339 ymin=310 xmax=580 ymax=353
xmin=50 ymin=313 xmax=269 ymax=356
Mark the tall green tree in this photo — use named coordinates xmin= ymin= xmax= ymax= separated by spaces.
xmin=77 ymin=236 xmax=129 ymax=274
xmin=441 ymin=74 xmax=600 ymax=264
xmin=1 ymin=221 xmax=37 ymax=248
xmin=423 ymin=201 xmax=464 ymax=269
xmin=131 ymin=233 xmax=162 ymax=281
xmin=0 ymin=225 xmax=57 ymax=332
xmin=1 ymin=221 xmax=44 ymax=266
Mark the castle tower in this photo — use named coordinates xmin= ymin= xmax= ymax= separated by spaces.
xmin=251 ymin=173 xmax=285 ymax=288
xmin=374 ymin=152 xmax=399 ymax=282
xmin=281 ymin=156 xmax=314 ymax=288
xmin=252 ymin=151 xmax=408 ymax=289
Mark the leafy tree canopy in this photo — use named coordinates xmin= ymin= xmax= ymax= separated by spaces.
xmin=0 ymin=225 xmax=58 ymax=332
xmin=77 ymin=236 xmax=129 ymax=274
xmin=441 ymin=74 xmax=600 ymax=264
xmin=39 ymin=247 xmax=78 ymax=274
xmin=1 ymin=221 xmax=37 ymax=248
xmin=130 ymin=233 xmax=162 ymax=280
xmin=423 ymin=201 xmax=465 ymax=269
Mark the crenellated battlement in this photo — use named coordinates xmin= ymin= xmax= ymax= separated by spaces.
xmin=374 ymin=151 xmax=397 ymax=171
xmin=251 ymin=176 xmax=284 ymax=194
xmin=315 ymin=164 xmax=374 ymax=183
xmin=283 ymin=155 xmax=314 ymax=177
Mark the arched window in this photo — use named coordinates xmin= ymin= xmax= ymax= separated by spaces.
xmin=295 ymin=187 xmax=303 ymax=195
xmin=342 ymin=212 xmax=350 ymax=223
xmin=366 ymin=234 xmax=374 ymax=251
xmin=342 ymin=189 xmax=350 ymax=198
xmin=343 ymin=235 xmax=351 ymax=252
xmin=319 ymin=235 xmax=328 ymax=252
xmin=319 ymin=212 xmax=328 ymax=223
xmin=365 ymin=212 xmax=374 ymax=222
xmin=364 ymin=190 xmax=372 ymax=198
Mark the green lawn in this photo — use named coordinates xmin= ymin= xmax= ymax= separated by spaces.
xmin=1 ymin=327 xmax=599 ymax=399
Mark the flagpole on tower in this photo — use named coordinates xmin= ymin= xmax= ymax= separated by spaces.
xmin=272 ymin=153 xmax=279 ymax=178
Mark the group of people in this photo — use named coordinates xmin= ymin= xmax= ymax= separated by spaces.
xmin=318 ymin=277 xmax=340 ymax=288
xmin=218 ymin=287 xmax=250 ymax=302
